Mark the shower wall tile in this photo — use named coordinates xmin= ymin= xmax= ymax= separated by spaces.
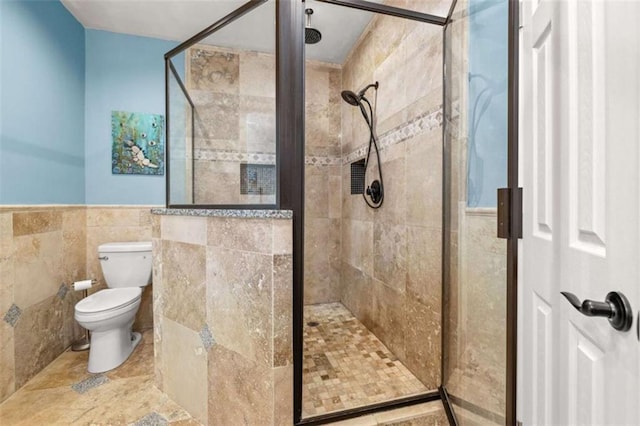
xmin=327 ymin=67 xmax=344 ymax=148
xmin=340 ymin=262 xmax=373 ymax=323
xmin=369 ymin=279 xmax=405 ymax=360
xmin=374 ymin=38 xmax=409 ymax=124
xmin=193 ymin=159 xmax=240 ymax=205
xmin=340 ymin=6 xmax=444 ymax=391
xmin=307 ymin=62 xmax=332 ymax=105
xmin=406 ymin=226 xmax=442 ymax=306
xmin=305 ymin=165 xmax=330 ymax=219
xmin=404 ymin=297 xmax=441 ymax=389
xmin=374 ymin=156 xmax=407 ymax=226
xmin=239 ymin=95 xmax=275 ymax=154
xmin=373 ymin=223 xmax=407 ymax=293
xmin=406 ymin=131 xmax=443 ymax=229
xmin=161 ymin=317 xmax=208 ymax=424
xmin=328 ymin=173 xmax=342 ymax=219
xmin=193 ymin=92 xmax=240 ymax=141
xmin=370 ymin=10 xmax=407 ymax=69
xmin=161 ymin=241 xmax=206 ymax=332
xmin=239 ymin=51 xmax=275 ymax=98
xmin=190 ymin=48 xmax=239 ymax=94
xmin=342 ymin=219 xmax=373 ymax=277
xmin=403 ymin=25 xmax=443 ymax=107
xmin=304 ymin=218 xmax=340 ymax=305
xmin=154 ymin=213 xmax=293 ymax=425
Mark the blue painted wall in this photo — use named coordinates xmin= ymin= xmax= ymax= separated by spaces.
xmin=0 ymin=0 xmax=86 ymax=204
xmin=467 ymin=0 xmax=508 ymax=207
xmin=85 ymin=30 xmax=182 ymax=205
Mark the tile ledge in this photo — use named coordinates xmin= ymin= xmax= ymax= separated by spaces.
xmin=151 ymin=208 xmax=293 ymax=219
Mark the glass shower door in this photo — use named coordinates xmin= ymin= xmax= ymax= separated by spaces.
xmin=442 ymin=0 xmax=511 ymax=424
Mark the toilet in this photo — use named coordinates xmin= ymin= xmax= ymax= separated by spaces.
xmin=74 ymin=241 xmax=152 ymax=373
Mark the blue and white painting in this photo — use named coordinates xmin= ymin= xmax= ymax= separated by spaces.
xmin=111 ymin=111 xmax=164 ymax=175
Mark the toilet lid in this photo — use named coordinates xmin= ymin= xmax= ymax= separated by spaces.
xmin=76 ymin=288 xmax=141 ymax=314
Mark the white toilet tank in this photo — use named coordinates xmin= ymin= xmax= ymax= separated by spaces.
xmin=98 ymin=241 xmax=152 ymax=288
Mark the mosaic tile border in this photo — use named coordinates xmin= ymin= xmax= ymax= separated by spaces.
xmin=344 ymin=107 xmax=443 ymax=164
xmin=195 ymin=150 xmax=276 ymax=165
xmin=192 ymin=107 xmax=442 ymax=168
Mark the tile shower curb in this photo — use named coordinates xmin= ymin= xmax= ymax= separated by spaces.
xmin=151 ymin=208 xmax=293 ymax=219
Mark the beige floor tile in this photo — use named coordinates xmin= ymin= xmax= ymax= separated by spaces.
xmin=0 ymin=330 xmax=200 ymax=426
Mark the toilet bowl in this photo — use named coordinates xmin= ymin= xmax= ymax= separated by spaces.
xmin=74 ymin=241 xmax=152 ymax=373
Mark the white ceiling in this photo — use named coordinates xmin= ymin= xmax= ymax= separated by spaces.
xmin=61 ymin=0 xmax=385 ymax=64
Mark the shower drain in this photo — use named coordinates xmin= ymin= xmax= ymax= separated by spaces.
xmin=307 ymin=321 xmax=319 ymax=327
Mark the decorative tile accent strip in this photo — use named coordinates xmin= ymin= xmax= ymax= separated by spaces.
xmin=195 ymin=149 xmax=276 ymax=165
xmin=196 ymin=149 xmax=343 ymax=167
xmin=304 ymin=155 xmax=342 ymax=166
xmin=151 ymin=208 xmax=293 ymax=219
xmin=344 ymin=107 xmax=443 ymax=164
xmin=199 ymin=324 xmax=216 ymax=350
xmin=191 ymin=108 xmax=442 ymax=169
xmin=71 ymin=374 xmax=109 ymax=394
xmin=3 ymin=304 xmax=21 ymax=327
xmin=133 ymin=412 xmax=169 ymax=426
xmin=57 ymin=283 xmax=69 ymax=300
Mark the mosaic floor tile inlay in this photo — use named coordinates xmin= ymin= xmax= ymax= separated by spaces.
xmin=302 ymin=303 xmax=428 ymax=418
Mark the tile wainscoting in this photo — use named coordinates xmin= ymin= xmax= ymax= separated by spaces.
xmin=0 ymin=205 xmax=158 ymax=403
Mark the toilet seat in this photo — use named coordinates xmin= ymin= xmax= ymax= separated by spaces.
xmin=75 ymin=288 xmax=141 ymax=323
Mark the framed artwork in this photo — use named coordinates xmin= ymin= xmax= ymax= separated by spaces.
xmin=111 ymin=111 xmax=165 ymax=175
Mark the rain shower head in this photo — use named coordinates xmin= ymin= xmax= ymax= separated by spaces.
xmin=305 ymin=9 xmax=322 ymax=44
xmin=340 ymin=82 xmax=379 ymax=107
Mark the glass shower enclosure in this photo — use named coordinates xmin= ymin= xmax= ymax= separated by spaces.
xmin=163 ymin=0 xmax=519 ymax=424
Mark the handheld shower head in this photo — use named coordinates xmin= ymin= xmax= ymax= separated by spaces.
xmin=340 ymin=82 xmax=379 ymax=107
xmin=341 ymin=90 xmax=361 ymax=106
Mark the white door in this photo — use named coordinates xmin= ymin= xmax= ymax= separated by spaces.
xmin=520 ymin=0 xmax=640 ymax=425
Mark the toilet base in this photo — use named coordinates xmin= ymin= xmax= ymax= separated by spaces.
xmin=87 ymin=323 xmax=142 ymax=373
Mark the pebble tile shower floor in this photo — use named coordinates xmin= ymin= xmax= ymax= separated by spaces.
xmin=302 ymin=303 xmax=429 ymax=417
